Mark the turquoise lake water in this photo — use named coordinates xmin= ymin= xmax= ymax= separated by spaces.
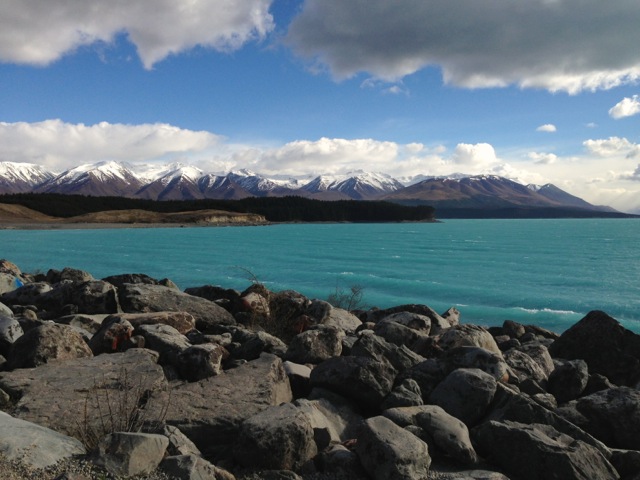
xmin=1 ymin=219 xmax=639 ymax=333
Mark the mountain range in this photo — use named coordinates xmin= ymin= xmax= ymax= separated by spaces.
xmin=0 ymin=160 xmax=617 ymax=214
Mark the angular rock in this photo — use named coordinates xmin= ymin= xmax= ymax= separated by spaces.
xmin=548 ymin=310 xmax=640 ymax=386
xmin=88 ymin=316 xmax=134 ymax=355
xmin=161 ymin=454 xmax=236 ymax=480
xmin=95 ymin=432 xmax=169 ymax=477
xmin=118 ymin=283 xmax=235 ymax=331
xmin=152 ymin=353 xmax=292 ymax=460
xmin=231 ymin=329 xmax=288 ymax=361
xmin=351 ymin=330 xmax=424 ymax=373
xmin=0 ymin=349 xmax=166 ymax=436
xmin=308 ymin=299 xmax=362 ymax=333
xmin=102 ymin=273 xmax=165 ymax=290
xmin=39 ymin=280 xmax=120 ymax=315
xmin=380 ymin=311 xmax=431 ymax=333
xmin=1 ymin=282 xmax=52 ymax=305
xmin=502 ymin=320 xmax=526 ymax=339
xmin=105 ymin=311 xmax=197 ymax=335
xmin=57 ymin=267 xmax=94 ymax=283
xmin=428 ymin=368 xmax=497 ymax=426
xmin=294 ymin=396 xmax=362 ymax=447
xmin=285 ymin=325 xmax=344 ymax=364
xmin=383 ymin=405 xmax=478 ymax=466
xmin=176 ymin=343 xmax=228 ymax=381
xmin=8 ymin=322 xmax=93 ymax=369
xmin=439 ymin=324 xmax=502 ymax=356
xmin=442 ymin=346 xmax=508 ymax=382
xmin=519 ymin=343 xmax=555 ymax=377
xmin=472 ymin=420 xmax=619 ymax=480
xmin=309 ymin=355 xmax=396 ymax=412
xmin=0 ymin=259 xmax=22 ymax=277
xmin=374 ymin=318 xmax=429 ymax=349
xmin=547 ymin=359 xmax=589 ymax=404
xmin=381 ymin=378 xmax=424 ymax=409
xmin=162 ymin=425 xmax=201 ymax=457
xmin=55 ymin=313 xmax=109 ymax=335
xmin=364 ymin=304 xmax=448 ymax=331
xmin=0 ymin=272 xmax=23 ymax=295
xmin=397 ymin=358 xmax=446 ymax=400
xmin=0 ymin=314 xmax=23 ymax=357
xmin=355 ymin=415 xmax=431 ymax=480
xmin=0 ymin=300 xmax=12 ymax=316
xmin=136 ymin=324 xmax=191 ymax=366
xmin=235 ymin=402 xmax=317 ymax=471
xmin=569 ymin=387 xmax=640 ymax=450
xmin=319 ymin=444 xmax=368 ymax=479
xmin=0 ymin=411 xmax=86 ymax=470
xmin=283 ymin=361 xmax=311 ymax=399
xmin=486 ymin=383 xmax=611 ymax=457
xmin=503 ymin=348 xmax=548 ymax=384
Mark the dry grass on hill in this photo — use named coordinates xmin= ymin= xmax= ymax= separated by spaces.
xmin=0 ymin=203 xmax=266 ymax=227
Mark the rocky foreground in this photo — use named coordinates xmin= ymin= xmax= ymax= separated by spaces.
xmin=0 ymin=259 xmax=639 ymax=480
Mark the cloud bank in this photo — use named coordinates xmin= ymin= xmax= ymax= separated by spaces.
xmin=0 ymin=0 xmax=274 ymax=68
xmin=2 ymin=120 xmax=640 ymax=212
xmin=287 ymin=0 xmax=640 ymax=93
xmin=0 ymin=120 xmax=220 ymax=170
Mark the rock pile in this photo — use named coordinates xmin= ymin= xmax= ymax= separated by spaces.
xmin=0 ymin=258 xmax=639 ymax=480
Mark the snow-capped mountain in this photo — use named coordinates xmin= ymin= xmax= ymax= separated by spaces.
xmin=35 ymin=161 xmax=144 ymax=197
xmin=0 ymin=161 xmax=54 ymax=194
xmin=135 ymin=164 xmax=204 ymax=200
xmin=0 ymin=160 xmax=616 ymax=213
xmin=299 ymin=172 xmax=402 ymax=200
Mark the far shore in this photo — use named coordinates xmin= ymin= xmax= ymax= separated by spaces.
xmin=0 ymin=221 xmax=271 ymax=230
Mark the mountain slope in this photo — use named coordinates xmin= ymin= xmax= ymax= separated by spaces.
xmin=382 ymin=175 xmax=611 ymax=211
xmin=0 ymin=162 xmax=55 ymax=194
xmin=35 ymin=161 xmax=144 ymax=197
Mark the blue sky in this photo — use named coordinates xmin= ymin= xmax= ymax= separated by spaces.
xmin=1 ymin=0 xmax=640 ymax=211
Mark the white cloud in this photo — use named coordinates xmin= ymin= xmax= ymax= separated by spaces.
xmin=287 ymin=0 xmax=640 ymax=93
xmin=536 ymin=124 xmax=557 ymax=133
xmin=583 ymin=137 xmax=640 ymax=158
xmin=609 ymin=95 xmax=640 ymax=119
xmin=0 ymin=0 xmax=274 ymax=68
xmin=0 ymin=120 xmax=220 ymax=170
xmin=528 ymin=152 xmax=558 ymax=164
xmin=450 ymin=143 xmax=498 ymax=167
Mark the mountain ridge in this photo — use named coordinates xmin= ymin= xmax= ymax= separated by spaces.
xmin=0 ymin=160 xmax=620 ymax=214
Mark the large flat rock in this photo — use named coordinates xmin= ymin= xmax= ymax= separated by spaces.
xmin=0 ymin=348 xmax=166 ymax=437
xmin=154 ymin=353 xmax=293 ymax=461
xmin=0 ymin=411 xmax=86 ymax=469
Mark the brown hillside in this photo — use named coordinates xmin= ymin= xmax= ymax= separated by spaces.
xmin=0 ymin=203 xmax=59 ymax=222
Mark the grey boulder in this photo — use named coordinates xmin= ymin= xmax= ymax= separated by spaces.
xmin=0 ymin=411 xmax=85 ymax=470
xmin=355 ymin=415 xmax=431 ymax=480
xmin=472 ymin=420 xmax=619 ymax=480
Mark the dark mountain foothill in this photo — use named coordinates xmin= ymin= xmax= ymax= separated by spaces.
xmin=0 ymin=258 xmax=639 ymax=479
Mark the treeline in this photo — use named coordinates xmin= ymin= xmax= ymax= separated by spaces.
xmin=0 ymin=193 xmax=436 ymax=223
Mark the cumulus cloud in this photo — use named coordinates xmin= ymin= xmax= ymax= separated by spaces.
xmin=287 ymin=0 xmax=640 ymax=93
xmin=584 ymin=137 xmax=640 ymax=158
xmin=609 ymin=95 xmax=640 ymax=119
xmin=0 ymin=120 xmax=220 ymax=170
xmin=536 ymin=124 xmax=557 ymax=133
xmin=0 ymin=0 xmax=274 ymax=68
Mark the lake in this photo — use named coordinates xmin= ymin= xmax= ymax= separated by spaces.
xmin=1 ymin=219 xmax=639 ymax=333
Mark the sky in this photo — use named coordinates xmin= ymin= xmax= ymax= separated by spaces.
xmin=1 ymin=0 xmax=640 ymax=211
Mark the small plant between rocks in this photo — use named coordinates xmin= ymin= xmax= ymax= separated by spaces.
xmin=74 ymin=368 xmax=171 ymax=452
xmin=327 ymin=282 xmax=366 ymax=312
